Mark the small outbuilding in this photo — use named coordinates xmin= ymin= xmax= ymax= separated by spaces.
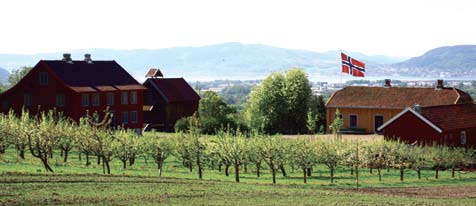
xmin=142 ymin=69 xmax=200 ymax=132
xmin=378 ymin=104 xmax=476 ymax=147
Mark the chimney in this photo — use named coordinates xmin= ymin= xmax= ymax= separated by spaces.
xmin=436 ymin=79 xmax=444 ymax=90
xmin=384 ymin=79 xmax=391 ymax=88
xmin=413 ymin=104 xmax=421 ymax=113
xmin=84 ymin=53 xmax=93 ymax=63
xmin=62 ymin=53 xmax=73 ymax=63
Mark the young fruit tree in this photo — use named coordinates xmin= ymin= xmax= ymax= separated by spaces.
xmin=318 ymin=140 xmax=344 ymax=183
xmin=290 ymin=139 xmax=318 ymax=183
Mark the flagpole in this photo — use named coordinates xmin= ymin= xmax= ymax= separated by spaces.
xmin=340 ymin=49 xmax=343 ymax=85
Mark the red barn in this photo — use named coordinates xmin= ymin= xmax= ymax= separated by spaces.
xmin=0 ymin=54 xmax=146 ymax=131
xmin=143 ymin=69 xmax=200 ymax=132
xmin=378 ymin=104 xmax=476 ymax=147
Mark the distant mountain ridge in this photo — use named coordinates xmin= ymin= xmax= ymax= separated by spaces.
xmin=0 ymin=43 xmax=475 ymax=82
xmin=0 ymin=43 xmax=407 ymax=82
xmin=388 ymin=45 xmax=476 ymax=78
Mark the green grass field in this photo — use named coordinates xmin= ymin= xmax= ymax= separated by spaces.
xmin=1 ymin=137 xmax=476 ymax=205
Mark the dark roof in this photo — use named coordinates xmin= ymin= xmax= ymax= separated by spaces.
xmin=145 ymin=78 xmax=200 ymax=102
xmin=420 ymin=104 xmax=476 ymax=131
xmin=41 ymin=60 xmax=140 ymax=87
xmin=326 ymin=86 xmax=472 ymax=109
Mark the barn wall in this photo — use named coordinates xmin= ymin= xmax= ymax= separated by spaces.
xmin=0 ymin=64 xmax=144 ymax=130
xmin=326 ymin=107 xmax=402 ymax=133
xmin=383 ymin=112 xmax=442 ymax=144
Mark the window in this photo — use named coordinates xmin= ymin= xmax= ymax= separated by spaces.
xmin=121 ymin=92 xmax=128 ymax=105
xmin=24 ymin=93 xmax=32 ymax=107
xmin=131 ymin=111 xmax=138 ymax=123
xmin=107 ymin=92 xmax=114 ymax=105
xmin=56 ymin=94 xmax=65 ymax=107
xmin=81 ymin=94 xmax=89 ymax=107
xmin=39 ymin=72 xmax=48 ymax=85
xmin=2 ymin=100 xmax=8 ymax=110
xmin=130 ymin=91 xmax=137 ymax=104
xmin=92 ymin=93 xmax=100 ymax=106
xmin=461 ymin=131 xmax=467 ymax=145
xmin=121 ymin=111 xmax=128 ymax=124
xmin=349 ymin=115 xmax=358 ymax=128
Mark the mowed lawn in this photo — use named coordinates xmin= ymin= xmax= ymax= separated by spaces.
xmin=1 ymin=134 xmax=476 ymax=205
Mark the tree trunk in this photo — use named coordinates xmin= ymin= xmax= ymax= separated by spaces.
xmin=350 ymin=167 xmax=354 ymax=175
xmin=218 ymin=163 xmax=222 ymax=172
xmin=79 ymin=152 xmax=82 ymax=161
xmin=196 ymin=151 xmax=202 ymax=179
xmin=307 ymin=167 xmax=312 ymax=177
xmin=97 ymin=155 xmax=101 ymax=165
xmin=225 ymin=164 xmax=230 ymax=176
xmin=303 ymin=168 xmax=307 ymax=184
xmin=41 ymin=157 xmax=54 ymax=172
xmin=435 ymin=167 xmax=439 ymax=179
xmin=417 ymin=169 xmax=421 ymax=180
xmin=271 ymin=160 xmax=276 ymax=184
xmin=234 ymin=160 xmax=240 ymax=182
xmin=63 ymin=150 xmax=69 ymax=163
xmin=244 ymin=162 xmax=247 ymax=173
xmin=129 ymin=153 xmax=135 ymax=166
xmin=330 ymin=168 xmax=334 ymax=183
xmin=279 ymin=164 xmax=287 ymax=177
xmin=256 ymin=164 xmax=261 ymax=177
xmin=369 ymin=167 xmax=373 ymax=174
xmin=60 ymin=149 xmax=63 ymax=157
xmin=19 ymin=148 xmax=25 ymax=159
xmin=378 ymin=168 xmax=382 ymax=182
xmin=122 ymin=159 xmax=127 ymax=169
xmin=452 ymin=167 xmax=455 ymax=178
xmin=85 ymin=153 xmax=90 ymax=166
xmin=189 ymin=162 xmax=193 ymax=172
xmin=400 ymin=168 xmax=404 ymax=181
xmin=105 ymin=159 xmax=111 ymax=175
xmin=159 ymin=159 xmax=164 ymax=177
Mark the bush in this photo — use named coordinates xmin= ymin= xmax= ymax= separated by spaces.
xmin=174 ymin=117 xmax=190 ymax=133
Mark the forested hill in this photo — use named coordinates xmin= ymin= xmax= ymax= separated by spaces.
xmin=388 ymin=45 xmax=476 ymax=78
xmin=0 ymin=43 xmax=406 ymax=82
xmin=0 ymin=67 xmax=9 ymax=84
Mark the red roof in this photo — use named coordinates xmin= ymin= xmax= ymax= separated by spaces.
xmin=420 ymin=104 xmax=476 ymax=131
xmin=326 ymin=86 xmax=472 ymax=109
xmin=145 ymin=78 xmax=200 ymax=102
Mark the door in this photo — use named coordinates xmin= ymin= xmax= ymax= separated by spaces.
xmin=374 ymin=115 xmax=384 ymax=133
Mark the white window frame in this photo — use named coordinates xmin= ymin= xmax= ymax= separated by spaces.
xmin=81 ymin=94 xmax=89 ymax=107
xmin=130 ymin=91 xmax=137 ymax=104
xmin=56 ymin=94 xmax=65 ymax=107
xmin=24 ymin=93 xmax=32 ymax=107
xmin=349 ymin=114 xmax=358 ymax=128
xmin=92 ymin=93 xmax=100 ymax=106
xmin=121 ymin=111 xmax=128 ymax=125
xmin=107 ymin=92 xmax=114 ymax=105
xmin=461 ymin=131 xmax=467 ymax=145
xmin=39 ymin=72 xmax=48 ymax=86
xmin=121 ymin=92 xmax=128 ymax=105
xmin=131 ymin=111 xmax=138 ymax=123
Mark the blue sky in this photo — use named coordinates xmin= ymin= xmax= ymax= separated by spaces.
xmin=0 ymin=0 xmax=475 ymax=56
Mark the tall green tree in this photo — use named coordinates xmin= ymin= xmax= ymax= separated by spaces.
xmin=246 ymin=68 xmax=312 ymax=134
xmin=8 ymin=66 xmax=32 ymax=88
xmin=198 ymin=91 xmax=238 ymax=134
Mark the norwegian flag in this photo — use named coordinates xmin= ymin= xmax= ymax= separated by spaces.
xmin=341 ymin=52 xmax=365 ymax=77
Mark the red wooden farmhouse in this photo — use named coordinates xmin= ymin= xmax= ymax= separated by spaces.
xmin=378 ymin=104 xmax=476 ymax=147
xmin=142 ymin=69 xmax=200 ymax=132
xmin=0 ymin=54 xmax=146 ymax=131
